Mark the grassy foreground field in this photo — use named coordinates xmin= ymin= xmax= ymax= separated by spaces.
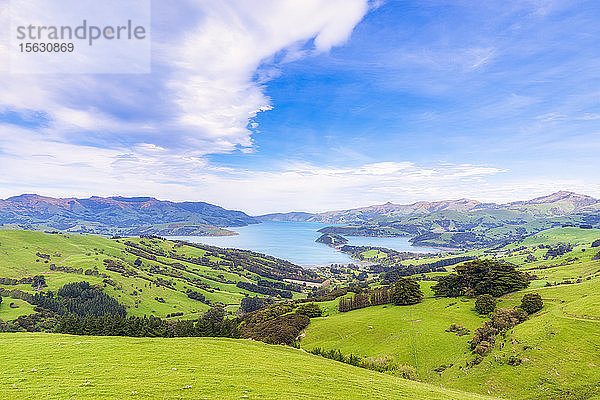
xmin=0 ymin=333 xmax=491 ymax=400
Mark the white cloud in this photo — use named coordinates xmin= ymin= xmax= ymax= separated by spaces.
xmin=578 ymin=113 xmax=600 ymax=121
xmin=0 ymin=0 xmax=369 ymax=154
xmin=0 ymin=0 xmax=379 ymax=211
xmin=2 ymin=1 xmax=598 ymax=214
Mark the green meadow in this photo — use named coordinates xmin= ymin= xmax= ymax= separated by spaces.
xmin=0 ymin=298 xmax=35 ymax=321
xmin=302 ymin=296 xmax=503 ymax=381
xmin=0 ymin=333 xmax=491 ymax=400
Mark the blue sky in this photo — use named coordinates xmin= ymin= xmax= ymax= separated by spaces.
xmin=0 ymin=0 xmax=599 ymax=213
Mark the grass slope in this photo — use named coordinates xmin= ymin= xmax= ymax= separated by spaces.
xmin=302 ymin=295 xmax=508 ymax=381
xmin=440 ymin=280 xmax=600 ymax=399
xmin=302 ymin=258 xmax=600 ymax=399
xmin=0 ymin=299 xmax=35 ymax=321
xmin=0 ymin=230 xmax=310 ymax=318
xmin=0 ymin=333 xmax=490 ymax=400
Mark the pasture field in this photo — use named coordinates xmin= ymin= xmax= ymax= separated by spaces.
xmin=1 ymin=227 xmax=599 ymax=399
xmin=0 ymin=298 xmax=35 ymax=321
xmin=302 ymin=274 xmax=600 ymax=399
xmin=303 ymin=295 xmax=506 ymax=381
xmin=439 ymin=279 xmax=600 ymax=399
xmin=0 ymin=333 xmax=491 ymax=400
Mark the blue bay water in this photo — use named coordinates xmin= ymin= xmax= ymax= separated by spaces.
xmin=168 ymin=221 xmax=438 ymax=267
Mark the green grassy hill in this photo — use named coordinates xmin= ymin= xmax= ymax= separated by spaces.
xmin=301 ymin=228 xmax=600 ymax=399
xmin=0 ymin=298 xmax=35 ymax=321
xmin=301 ymin=294 xmax=502 ymax=381
xmin=438 ymin=280 xmax=600 ymax=399
xmin=1 ymin=227 xmax=599 ymax=399
xmin=302 ymin=281 xmax=600 ymax=399
xmin=0 ymin=333 xmax=490 ymax=400
xmin=0 ymin=230 xmax=316 ymax=319
xmin=302 ymin=280 xmax=600 ymax=399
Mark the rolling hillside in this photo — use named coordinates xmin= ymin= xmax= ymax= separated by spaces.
xmin=302 ymin=280 xmax=600 ymax=399
xmin=301 ymin=228 xmax=600 ymax=399
xmin=0 ymin=227 xmax=598 ymax=399
xmin=0 ymin=230 xmax=318 ymax=319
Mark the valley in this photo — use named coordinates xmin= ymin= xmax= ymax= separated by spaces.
xmin=1 ymin=196 xmax=599 ymax=399
xmin=3 ymin=1 xmax=599 ymax=398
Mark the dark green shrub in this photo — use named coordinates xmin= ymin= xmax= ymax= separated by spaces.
xmin=474 ymin=294 xmax=496 ymax=315
xmin=310 ymin=349 xmax=417 ymax=380
xmin=202 ymin=306 xmax=227 ymax=324
xmin=470 ymin=308 xmax=528 ymax=352
xmin=432 ymin=259 xmax=530 ymax=297
xmin=506 ymin=355 xmax=522 ymax=366
xmin=431 ymin=274 xmax=463 ymax=297
xmin=520 ymin=293 xmax=543 ymax=314
xmin=445 ymin=323 xmax=470 ymax=336
xmin=473 ymin=340 xmax=493 ymax=356
xmin=490 ymin=308 xmax=528 ymax=330
xmin=240 ymin=296 xmax=273 ymax=314
xmin=186 ymin=290 xmax=206 ymax=303
xmin=242 ymin=313 xmax=309 ymax=345
xmin=391 ymin=278 xmax=423 ymax=305
xmin=295 ymin=302 xmax=323 ymax=318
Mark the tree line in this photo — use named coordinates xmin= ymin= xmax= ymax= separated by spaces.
xmin=0 ymin=275 xmax=47 ymax=289
xmin=54 ymin=310 xmax=239 ymax=338
xmin=236 ymin=281 xmax=292 ymax=298
xmin=339 ymin=278 xmax=423 ymax=312
xmin=380 ymin=256 xmax=474 ymax=284
xmin=34 ymin=281 xmax=127 ymax=317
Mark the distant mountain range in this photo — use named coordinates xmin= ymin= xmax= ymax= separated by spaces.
xmin=1 ymin=191 xmax=598 ymax=247
xmin=0 ymin=194 xmax=258 ymax=236
xmin=258 ymin=191 xmax=600 ymax=223
xmin=258 ymin=191 xmax=600 ymax=248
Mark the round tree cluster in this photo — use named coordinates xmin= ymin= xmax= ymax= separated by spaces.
xmin=520 ymin=293 xmax=543 ymax=314
xmin=474 ymin=294 xmax=496 ymax=315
